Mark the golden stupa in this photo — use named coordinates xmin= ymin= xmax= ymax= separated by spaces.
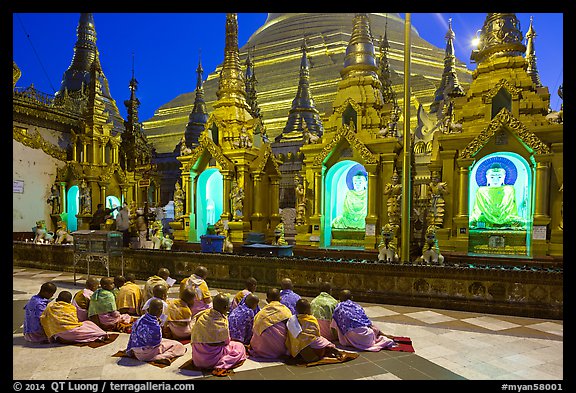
xmin=142 ymin=13 xmax=473 ymax=154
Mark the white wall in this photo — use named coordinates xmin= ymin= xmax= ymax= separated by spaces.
xmin=13 ymin=137 xmax=63 ymax=233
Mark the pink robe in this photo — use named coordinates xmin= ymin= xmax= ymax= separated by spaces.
xmin=24 ymin=331 xmax=48 ymax=343
xmin=53 ymin=320 xmax=107 ymax=343
xmin=166 ymin=321 xmax=192 ymax=341
xmin=191 ymin=338 xmax=247 ymax=370
xmin=330 ymin=319 xmax=394 ymax=352
xmin=317 ymin=319 xmax=335 ymax=341
xmin=190 ymin=301 xmax=211 ymax=317
xmin=129 ymin=338 xmax=187 ymax=362
xmin=98 ymin=311 xmax=132 ymax=330
xmin=249 ymin=322 xmax=289 ymax=359
xmin=72 ymin=289 xmax=93 ymax=322
xmin=309 ymin=335 xmax=336 ymax=350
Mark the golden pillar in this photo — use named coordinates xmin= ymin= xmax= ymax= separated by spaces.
xmin=82 ymin=141 xmax=87 ymax=163
xmin=251 ymin=173 xmax=264 ymax=232
xmin=221 ymin=171 xmax=232 ymax=221
xmin=252 ymin=174 xmax=263 ymax=218
xmin=270 ymin=175 xmax=281 ymax=221
xmin=59 ymin=181 xmax=67 ymax=216
xmin=365 ymin=168 xmax=378 ymax=248
xmin=455 ymin=159 xmax=472 ymax=219
xmin=532 ymin=155 xmax=552 ymax=257
xmin=400 ymin=13 xmax=412 ymax=263
xmin=182 ymin=172 xmax=191 ymax=216
xmin=533 ymin=157 xmax=551 ymax=224
xmin=99 ymin=184 xmax=107 ymax=206
xmin=453 ymin=157 xmax=473 ymax=252
xmin=313 ymin=169 xmax=322 ymax=218
xmin=366 ymin=169 xmax=378 ymax=221
xmin=181 ymin=171 xmax=192 ymax=241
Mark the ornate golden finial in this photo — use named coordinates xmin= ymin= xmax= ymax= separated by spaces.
xmin=377 ymin=24 xmax=397 ymax=105
xmin=13 ymin=61 xmax=21 ymax=90
xmin=430 ymin=17 xmax=465 ymax=114
xmin=525 ymin=16 xmax=542 ymax=87
xmin=470 ymin=13 xmax=525 ymax=64
xmin=341 ymin=13 xmax=378 ymax=79
xmin=216 ymin=13 xmax=247 ymax=103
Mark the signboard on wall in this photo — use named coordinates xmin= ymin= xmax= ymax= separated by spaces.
xmin=532 ymin=226 xmax=547 ymax=240
xmin=13 ymin=180 xmax=24 ymax=193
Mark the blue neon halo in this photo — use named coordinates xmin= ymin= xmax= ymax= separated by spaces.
xmin=345 ymin=163 xmax=367 ymax=190
xmin=475 ymin=156 xmax=518 ymax=186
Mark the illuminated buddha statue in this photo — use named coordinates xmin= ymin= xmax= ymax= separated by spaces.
xmin=470 ymin=163 xmax=524 ymax=229
xmin=331 ymin=171 xmax=368 ymax=230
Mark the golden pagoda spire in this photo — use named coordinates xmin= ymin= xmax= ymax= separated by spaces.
xmin=341 ymin=13 xmax=379 ymax=79
xmin=430 ymin=18 xmax=465 ymax=114
xmin=377 ymin=20 xmax=397 ymax=106
xmin=185 ymin=53 xmax=208 ymax=146
xmin=470 ymin=13 xmax=525 ymax=64
xmin=277 ymin=37 xmax=324 ymax=142
xmin=57 ymin=13 xmax=124 ymax=132
xmin=244 ymin=48 xmax=261 ymax=119
xmin=215 ymin=13 xmax=248 ymax=107
xmin=67 ymin=13 xmax=97 ymax=77
xmin=124 ymin=52 xmax=140 ymax=126
xmin=525 ymin=16 xmax=542 ymax=87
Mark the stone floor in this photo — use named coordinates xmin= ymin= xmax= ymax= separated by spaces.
xmin=13 ymin=267 xmax=563 ymax=382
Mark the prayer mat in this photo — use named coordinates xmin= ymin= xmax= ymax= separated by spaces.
xmin=67 ymin=333 xmax=119 ymax=348
xmin=179 ymin=358 xmax=245 ymax=377
xmin=285 ymin=350 xmax=359 ymax=367
xmin=389 ymin=336 xmax=415 ymax=352
xmin=111 ymin=349 xmax=180 ymax=368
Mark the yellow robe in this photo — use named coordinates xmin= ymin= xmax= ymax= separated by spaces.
xmin=286 ymin=314 xmax=321 ymax=357
xmin=253 ymin=301 xmax=292 ymax=336
xmin=190 ymin=309 xmax=229 ymax=344
xmin=116 ymin=282 xmax=143 ymax=313
xmin=40 ymin=301 xmax=82 ymax=338
xmin=167 ymin=298 xmax=192 ymax=322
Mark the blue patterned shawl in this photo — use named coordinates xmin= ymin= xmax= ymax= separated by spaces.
xmin=279 ymin=289 xmax=301 ymax=315
xmin=227 ymin=303 xmax=256 ymax=344
xmin=332 ymin=299 xmax=372 ymax=335
xmin=24 ymin=295 xmax=51 ymax=334
xmin=126 ymin=313 xmax=162 ymax=351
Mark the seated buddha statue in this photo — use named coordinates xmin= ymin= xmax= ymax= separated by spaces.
xmin=470 ymin=163 xmax=524 ymax=229
xmin=331 ymin=171 xmax=368 ymax=230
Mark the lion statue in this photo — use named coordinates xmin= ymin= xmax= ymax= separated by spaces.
xmin=33 ymin=220 xmax=54 ymax=244
xmin=377 ymin=223 xmax=399 ymax=263
xmin=55 ymin=220 xmax=74 ymax=245
xmin=415 ymin=225 xmax=444 ymax=265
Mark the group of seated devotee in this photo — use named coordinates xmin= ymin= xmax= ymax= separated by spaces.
xmin=22 ymin=268 xmax=398 ymax=373
xmin=24 ymin=281 xmax=109 ymax=345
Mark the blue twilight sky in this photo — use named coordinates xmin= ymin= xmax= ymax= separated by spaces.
xmin=12 ymin=13 xmax=564 ymax=122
